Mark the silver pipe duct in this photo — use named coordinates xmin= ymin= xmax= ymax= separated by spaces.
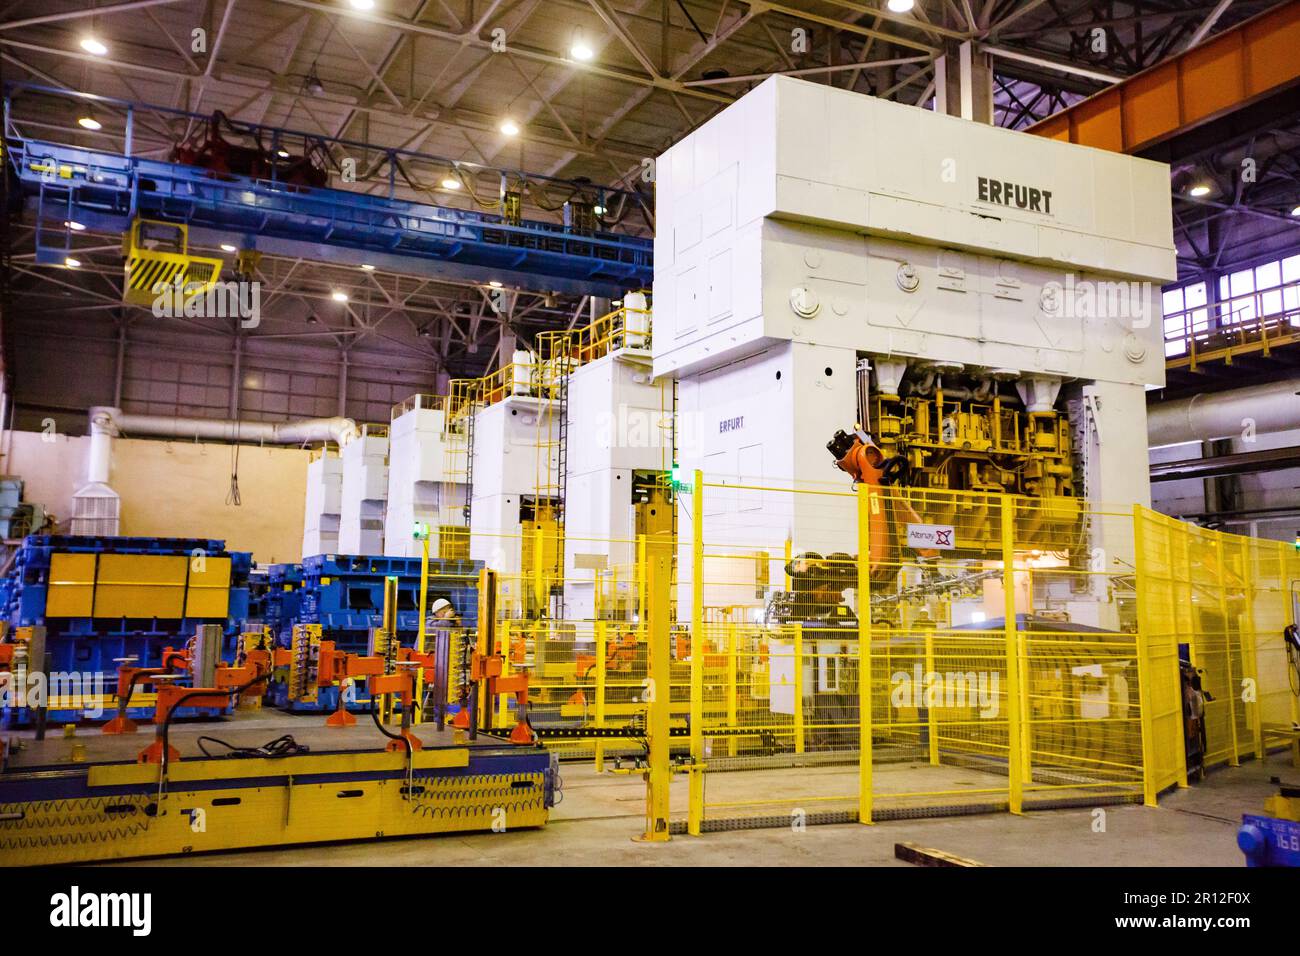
xmin=1147 ymin=379 xmax=1300 ymax=448
xmin=91 ymin=406 xmax=359 ymax=447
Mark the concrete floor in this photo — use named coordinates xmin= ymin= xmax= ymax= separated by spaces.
xmin=9 ymin=712 xmax=1290 ymax=866
xmin=127 ymin=750 xmax=1300 ymax=868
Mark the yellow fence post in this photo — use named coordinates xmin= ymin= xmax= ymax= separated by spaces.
xmin=688 ymin=470 xmax=705 ymax=836
xmin=640 ymin=543 xmax=673 ymax=842
xmin=475 ymin=569 xmax=493 ymax=733
xmin=1213 ymin=536 xmax=1242 ymax=767
xmin=414 ymin=532 xmax=430 ymax=724
xmin=1132 ymin=505 xmax=1161 ymax=806
xmin=726 ymin=621 xmax=738 ymax=757
xmin=1238 ymin=541 xmax=1264 ymax=760
xmin=924 ymin=625 xmax=939 ymax=766
xmin=857 ymin=483 xmax=873 ymax=826
xmin=1165 ymin=519 xmax=1191 ymax=788
xmin=1001 ymin=498 xmax=1024 ymax=815
xmin=594 ymin=618 xmax=608 ymax=773
xmin=1287 ymin=542 xmax=1300 ymax=734
xmin=637 ymin=533 xmax=647 ymax=641
xmin=793 ymin=622 xmax=805 ymax=755
xmin=533 ymin=524 xmax=545 ymax=612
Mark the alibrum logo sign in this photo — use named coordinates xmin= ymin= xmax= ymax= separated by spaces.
xmin=152 ymin=274 xmax=261 ymax=328
xmin=907 ymin=523 xmax=956 ymax=550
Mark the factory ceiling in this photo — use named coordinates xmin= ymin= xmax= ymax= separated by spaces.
xmin=1 ymin=0 xmax=1297 ymax=379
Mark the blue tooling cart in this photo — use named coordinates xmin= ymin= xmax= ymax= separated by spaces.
xmin=268 ymin=553 xmax=481 ymax=713
xmin=260 ymin=563 xmax=304 ymax=642
xmin=0 ymin=535 xmax=252 ymax=726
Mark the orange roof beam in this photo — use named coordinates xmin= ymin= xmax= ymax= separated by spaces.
xmin=1026 ymin=0 xmax=1300 ymax=154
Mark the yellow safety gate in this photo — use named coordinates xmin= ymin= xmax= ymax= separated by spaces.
xmin=452 ymin=469 xmax=1299 ymax=836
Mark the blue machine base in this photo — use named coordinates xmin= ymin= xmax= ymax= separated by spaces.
xmin=1238 ymin=813 xmax=1300 ymax=867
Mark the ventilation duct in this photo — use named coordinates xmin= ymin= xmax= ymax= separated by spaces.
xmin=69 ymin=407 xmax=358 ymax=536
xmin=1147 ymin=379 xmax=1300 ymax=448
xmin=70 ymin=408 xmax=121 ymax=536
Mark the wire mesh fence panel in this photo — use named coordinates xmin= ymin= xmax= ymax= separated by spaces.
xmin=682 ymin=476 xmax=864 ymax=827
xmin=1218 ymin=535 xmax=1259 ymax=762
xmin=867 ymin=487 xmax=1015 ymax=816
xmin=1251 ymin=541 xmax=1300 ymax=749
xmin=1133 ymin=507 xmax=1192 ymax=798
xmin=1192 ymin=528 xmax=1247 ymax=769
xmin=1134 ymin=509 xmax=1300 ymax=786
xmin=1010 ymin=500 xmax=1145 ymax=806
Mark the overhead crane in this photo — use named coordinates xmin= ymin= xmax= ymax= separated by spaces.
xmin=3 ymin=82 xmax=654 ymax=298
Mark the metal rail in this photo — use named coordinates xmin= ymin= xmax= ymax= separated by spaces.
xmin=4 ymin=83 xmax=653 ymax=297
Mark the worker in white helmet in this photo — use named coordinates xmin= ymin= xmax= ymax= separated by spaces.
xmin=425 ymin=597 xmax=459 ymax=730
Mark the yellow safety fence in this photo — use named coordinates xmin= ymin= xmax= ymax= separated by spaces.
xmin=1135 ymin=508 xmax=1300 ymax=786
xmin=665 ymin=473 xmax=1299 ymax=834
xmin=445 ymin=473 xmax=1300 ymax=834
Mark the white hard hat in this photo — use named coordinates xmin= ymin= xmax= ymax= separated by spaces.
xmin=430 ymin=598 xmax=454 ymax=615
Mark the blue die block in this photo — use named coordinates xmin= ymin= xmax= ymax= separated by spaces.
xmin=1238 ymin=814 xmax=1300 ymax=867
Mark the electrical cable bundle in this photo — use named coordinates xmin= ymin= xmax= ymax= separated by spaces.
xmin=196 ymin=734 xmax=309 ymax=758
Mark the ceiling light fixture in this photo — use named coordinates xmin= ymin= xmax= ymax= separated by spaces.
xmin=488 ymin=280 xmax=503 ymax=288
xmin=1189 ymin=183 xmax=1211 ymax=197
xmin=1291 ymin=205 xmax=1300 ymax=217
xmin=348 ymin=0 xmax=375 ymax=8
xmin=80 ymin=36 xmax=108 ymax=56
xmin=276 ymin=148 xmax=290 ymax=158
xmin=66 ymin=221 xmax=86 ymax=232
xmin=220 ymin=243 xmax=238 ymax=253
xmin=441 ymin=177 xmax=461 ymax=190
xmin=331 ymin=290 xmax=349 ymax=302
xmin=571 ymin=37 xmax=594 ymax=61
xmin=304 ymin=61 xmax=325 ymax=96
xmin=78 ymin=114 xmax=102 ymax=131
xmin=886 ymin=0 xmax=915 ymax=11
xmin=361 ymin=263 xmax=376 ymax=271
xmin=499 ymin=118 xmax=520 ymax=136
xmin=65 ymin=257 xmax=81 ymax=269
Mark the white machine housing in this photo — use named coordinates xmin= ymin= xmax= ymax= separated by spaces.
xmin=467 ymin=388 xmax=554 ymax=610
xmin=337 ymin=430 xmax=389 ymax=555
xmin=302 ymin=452 xmax=342 ymax=557
xmin=562 ymin=334 xmax=668 ymax=619
xmin=652 ymin=76 xmax=1177 ymax=607
xmin=384 ymin=400 xmax=467 ymax=558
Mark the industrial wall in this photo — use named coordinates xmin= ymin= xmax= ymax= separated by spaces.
xmin=1149 ymin=428 xmax=1300 ymax=542
xmin=10 ymin=320 xmax=439 ymax=436
xmin=3 ymin=430 xmax=310 ymax=563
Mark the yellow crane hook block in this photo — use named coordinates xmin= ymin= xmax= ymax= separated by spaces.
xmin=121 ymin=218 xmax=223 ymax=307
